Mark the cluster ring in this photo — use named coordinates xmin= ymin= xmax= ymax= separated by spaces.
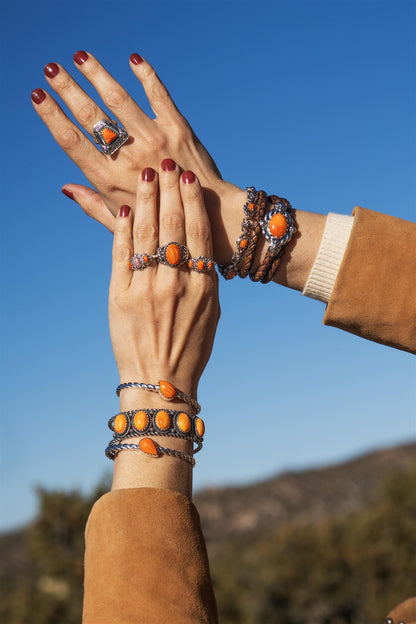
xmin=129 ymin=252 xmax=156 ymax=271
xmin=188 ymin=256 xmax=216 ymax=273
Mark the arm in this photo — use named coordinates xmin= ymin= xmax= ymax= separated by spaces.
xmin=83 ymin=164 xmax=219 ymax=623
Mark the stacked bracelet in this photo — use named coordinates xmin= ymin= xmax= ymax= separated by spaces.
xmin=250 ymin=195 xmax=296 ymax=284
xmin=218 ymin=187 xmax=268 ymax=280
xmin=105 ymin=438 xmax=196 ymax=467
xmin=115 ymin=380 xmax=201 ymax=414
xmin=108 ymin=408 xmax=205 ymax=453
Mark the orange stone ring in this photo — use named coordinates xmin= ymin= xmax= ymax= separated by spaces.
xmin=93 ymin=119 xmax=129 ymax=155
xmin=259 ymin=201 xmax=296 ymax=250
xmin=157 ymin=242 xmax=189 ymax=268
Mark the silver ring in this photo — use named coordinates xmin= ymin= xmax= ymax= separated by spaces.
xmin=157 ymin=242 xmax=189 ymax=268
xmin=93 ymin=119 xmax=129 ymax=155
xmin=129 ymin=252 xmax=156 ymax=271
xmin=188 ymin=256 xmax=216 ymax=273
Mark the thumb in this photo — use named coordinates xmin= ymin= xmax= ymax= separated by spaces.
xmin=61 ymin=184 xmax=116 ymax=233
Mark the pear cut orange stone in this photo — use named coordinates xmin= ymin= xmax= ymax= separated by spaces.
xmin=134 ymin=410 xmax=149 ymax=431
xmin=156 ymin=410 xmax=171 ymax=431
xmin=101 ymin=127 xmax=118 ymax=144
xmin=139 ymin=438 xmax=158 ymax=456
xmin=159 ymin=380 xmax=176 ymax=399
xmin=177 ymin=412 xmax=191 ymax=433
xmin=269 ymin=213 xmax=288 ymax=238
xmin=166 ymin=243 xmax=181 ymax=266
xmin=114 ymin=413 xmax=127 ymax=434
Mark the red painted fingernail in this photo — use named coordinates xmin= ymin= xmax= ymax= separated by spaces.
xmin=142 ymin=167 xmax=156 ymax=182
xmin=120 ymin=205 xmax=131 ymax=217
xmin=130 ymin=53 xmax=143 ymax=65
xmin=31 ymin=88 xmax=46 ymax=105
xmin=161 ymin=158 xmax=176 ymax=172
xmin=182 ymin=171 xmax=196 ymax=184
xmin=44 ymin=63 xmax=59 ymax=78
xmin=74 ymin=50 xmax=89 ymax=65
xmin=62 ymin=188 xmax=74 ymax=200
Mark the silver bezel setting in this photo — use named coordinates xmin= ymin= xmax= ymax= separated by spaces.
xmin=260 ymin=202 xmax=296 ymax=250
xmin=93 ymin=119 xmax=129 ymax=155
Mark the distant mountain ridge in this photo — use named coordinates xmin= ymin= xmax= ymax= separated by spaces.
xmin=194 ymin=442 xmax=416 ymax=549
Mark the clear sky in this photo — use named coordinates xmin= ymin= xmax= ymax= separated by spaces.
xmin=1 ymin=0 xmax=415 ymax=531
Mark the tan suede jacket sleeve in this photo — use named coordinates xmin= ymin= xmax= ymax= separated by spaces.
xmin=83 ymin=208 xmax=416 ymax=624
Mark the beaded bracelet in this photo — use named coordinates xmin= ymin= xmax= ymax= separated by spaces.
xmin=115 ymin=380 xmax=201 ymax=414
xmin=218 ymin=187 xmax=268 ymax=280
xmin=108 ymin=409 xmax=205 ymax=453
xmin=105 ymin=438 xmax=196 ymax=467
xmin=250 ymin=195 xmax=296 ymax=284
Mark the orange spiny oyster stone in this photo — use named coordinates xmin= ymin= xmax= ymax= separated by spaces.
xmin=208 ymin=261 xmax=214 ymax=270
xmin=139 ymin=438 xmax=159 ymax=456
xmin=134 ymin=410 xmax=149 ymax=431
xmin=114 ymin=413 xmax=128 ymax=434
xmin=156 ymin=410 xmax=171 ymax=431
xmin=177 ymin=412 xmax=191 ymax=433
xmin=159 ymin=380 xmax=176 ymax=400
xmin=269 ymin=213 xmax=288 ymax=238
xmin=166 ymin=243 xmax=181 ymax=266
xmin=195 ymin=418 xmax=205 ymax=437
xmin=143 ymin=255 xmax=149 ymax=264
xmin=188 ymin=259 xmax=194 ymax=269
xmin=239 ymin=238 xmax=248 ymax=249
xmin=101 ymin=127 xmax=118 ymax=144
xmin=247 ymin=202 xmax=255 ymax=213
xmin=197 ymin=259 xmax=205 ymax=271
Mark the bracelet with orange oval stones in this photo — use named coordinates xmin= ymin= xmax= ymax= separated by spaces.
xmin=105 ymin=439 xmax=196 ymax=467
xmin=218 ymin=186 xmax=268 ymax=280
xmin=108 ymin=408 xmax=205 ymax=453
xmin=115 ymin=380 xmax=201 ymax=414
xmin=249 ymin=195 xmax=297 ymax=284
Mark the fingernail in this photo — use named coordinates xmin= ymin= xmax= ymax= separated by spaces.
xmin=31 ymin=88 xmax=46 ymax=105
xmin=130 ymin=53 xmax=143 ymax=65
xmin=62 ymin=188 xmax=74 ymax=200
xmin=161 ymin=158 xmax=176 ymax=172
xmin=182 ymin=171 xmax=196 ymax=184
xmin=120 ymin=205 xmax=131 ymax=217
xmin=44 ymin=62 xmax=59 ymax=78
xmin=74 ymin=50 xmax=89 ymax=65
xmin=142 ymin=167 xmax=156 ymax=182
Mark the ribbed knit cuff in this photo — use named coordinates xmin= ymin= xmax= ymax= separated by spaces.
xmin=302 ymin=213 xmax=354 ymax=303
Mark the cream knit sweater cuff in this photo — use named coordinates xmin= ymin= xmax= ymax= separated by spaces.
xmin=302 ymin=213 xmax=354 ymax=303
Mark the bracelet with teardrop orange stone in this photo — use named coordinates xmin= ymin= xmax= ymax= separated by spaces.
xmin=115 ymin=380 xmax=201 ymax=414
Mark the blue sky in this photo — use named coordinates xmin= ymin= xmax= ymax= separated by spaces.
xmin=1 ymin=0 xmax=415 ymax=531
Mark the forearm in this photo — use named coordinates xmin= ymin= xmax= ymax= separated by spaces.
xmin=111 ymin=392 xmax=194 ymax=498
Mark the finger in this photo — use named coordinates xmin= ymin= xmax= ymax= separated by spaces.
xmin=31 ymin=88 xmax=107 ymax=180
xmin=158 ymin=159 xmax=185 ymax=247
xmin=73 ymin=51 xmax=151 ymax=131
xmin=133 ymin=168 xmax=159 ymax=257
xmin=110 ymin=205 xmax=133 ymax=291
xmin=181 ymin=171 xmax=214 ymax=260
xmin=44 ymin=62 xmax=110 ymax=138
xmin=129 ymin=54 xmax=185 ymax=124
xmin=61 ymin=185 xmax=116 ymax=233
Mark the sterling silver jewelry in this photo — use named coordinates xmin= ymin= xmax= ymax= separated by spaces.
xmin=108 ymin=408 xmax=204 ymax=453
xmin=156 ymin=242 xmax=189 ymax=268
xmin=115 ymin=380 xmax=201 ymax=414
xmin=129 ymin=252 xmax=157 ymax=271
xmin=105 ymin=439 xmax=196 ymax=466
xmin=187 ymin=256 xmax=216 ymax=273
xmin=93 ymin=119 xmax=129 ymax=155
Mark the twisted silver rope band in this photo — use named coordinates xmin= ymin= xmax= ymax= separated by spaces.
xmin=105 ymin=441 xmax=195 ymax=467
xmin=115 ymin=381 xmax=201 ymax=414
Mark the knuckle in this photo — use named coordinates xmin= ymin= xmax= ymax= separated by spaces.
xmin=134 ymin=222 xmax=158 ymax=243
xmin=150 ymin=80 xmax=169 ymax=102
xmin=161 ymin=214 xmax=184 ymax=231
xmin=103 ymin=88 xmax=129 ymax=110
xmin=186 ymin=222 xmax=211 ymax=243
xmin=110 ymin=291 xmax=128 ymax=311
xmin=78 ymin=102 xmax=99 ymax=126
xmin=141 ymin=64 xmax=156 ymax=80
xmin=137 ymin=187 xmax=156 ymax=204
xmin=112 ymin=243 xmax=131 ymax=262
xmin=60 ymin=128 xmax=81 ymax=151
xmin=144 ymin=134 xmax=167 ymax=152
